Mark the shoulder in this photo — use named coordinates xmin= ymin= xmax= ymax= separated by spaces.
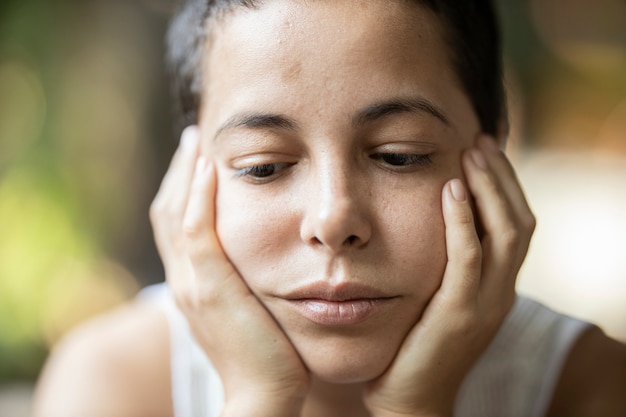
xmin=33 ymin=300 xmax=174 ymax=417
xmin=547 ymin=325 xmax=626 ymax=417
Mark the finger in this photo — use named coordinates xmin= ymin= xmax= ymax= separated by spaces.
xmin=477 ymin=135 xmax=535 ymax=234
xmin=182 ymin=158 xmax=244 ymax=303
xmin=477 ymin=136 xmax=535 ymax=272
xmin=439 ymin=178 xmax=482 ymax=305
xmin=152 ymin=126 xmax=200 ymax=219
xmin=462 ymin=148 xmax=521 ymax=298
xmin=182 ymin=157 xmax=221 ymax=265
xmin=150 ymin=126 xmax=200 ymax=256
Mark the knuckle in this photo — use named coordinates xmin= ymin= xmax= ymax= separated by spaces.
xmin=171 ymin=284 xmax=197 ymax=311
xmin=185 ymin=231 xmax=218 ymax=263
xmin=456 ymin=206 xmax=475 ymax=226
xmin=196 ymin=284 xmax=224 ymax=310
xmin=166 ymin=203 xmax=185 ymax=219
xmin=150 ymin=197 xmax=185 ymax=223
xmin=170 ymin=235 xmax=187 ymax=252
xmin=186 ymin=238 xmax=211 ymax=261
xmin=182 ymin=219 xmax=203 ymax=240
xmin=524 ymin=212 xmax=537 ymax=234
xmin=500 ymin=226 xmax=521 ymax=251
xmin=149 ymin=199 xmax=165 ymax=221
xmin=480 ymin=171 xmax=499 ymax=194
xmin=195 ymin=286 xmax=222 ymax=309
xmin=172 ymin=282 xmax=220 ymax=312
xmin=460 ymin=243 xmax=482 ymax=267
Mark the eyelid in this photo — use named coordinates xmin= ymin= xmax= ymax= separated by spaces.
xmin=234 ymin=162 xmax=292 ymax=178
xmin=368 ymin=138 xmax=436 ymax=172
xmin=371 ymin=140 xmax=437 ymax=153
xmin=231 ymin=152 xmax=296 ymax=183
xmin=230 ymin=152 xmax=293 ymax=169
xmin=371 ymin=152 xmax=433 ymax=168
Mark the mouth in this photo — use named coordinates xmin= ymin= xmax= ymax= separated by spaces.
xmin=282 ymin=282 xmax=398 ymax=326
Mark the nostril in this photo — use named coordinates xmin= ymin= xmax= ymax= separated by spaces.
xmin=346 ymin=235 xmax=358 ymax=245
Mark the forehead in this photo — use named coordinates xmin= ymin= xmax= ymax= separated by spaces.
xmin=206 ymin=1 xmax=448 ymax=81
xmin=201 ymin=0 xmax=473 ymax=135
xmin=211 ymin=0 xmax=443 ymax=52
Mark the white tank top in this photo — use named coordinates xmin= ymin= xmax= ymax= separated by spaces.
xmin=138 ymin=283 xmax=590 ymax=417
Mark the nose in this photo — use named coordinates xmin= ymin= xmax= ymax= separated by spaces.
xmin=300 ymin=166 xmax=372 ymax=252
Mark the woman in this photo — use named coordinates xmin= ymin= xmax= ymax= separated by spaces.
xmin=34 ymin=1 xmax=626 ymax=416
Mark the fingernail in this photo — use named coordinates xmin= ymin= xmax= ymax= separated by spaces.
xmin=478 ymin=135 xmax=499 ymax=153
xmin=450 ymin=179 xmax=466 ymax=202
xmin=471 ymin=149 xmax=488 ymax=170
xmin=181 ymin=126 xmax=199 ymax=152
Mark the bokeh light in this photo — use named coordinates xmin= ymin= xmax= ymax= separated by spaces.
xmin=516 ymin=151 xmax=626 ymax=342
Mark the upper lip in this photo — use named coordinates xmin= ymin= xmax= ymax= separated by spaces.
xmin=283 ymin=281 xmax=394 ymax=302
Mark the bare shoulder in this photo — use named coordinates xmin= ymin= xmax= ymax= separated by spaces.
xmin=33 ymin=300 xmax=173 ymax=417
xmin=548 ymin=325 xmax=626 ymax=417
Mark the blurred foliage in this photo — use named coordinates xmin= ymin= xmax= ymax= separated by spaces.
xmin=497 ymin=0 xmax=626 ymax=151
xmin=0 ymin=164 xmax=92 ymax=377
xmin=0 ymin=0 xmax=172 ymax=380
xmin=0 ymin=0 xmax=623 ymax=381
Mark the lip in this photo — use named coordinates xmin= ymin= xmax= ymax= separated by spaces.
xmin=284 ymin=281 xmax=393 ymax=301
xmin=282 ymin=282 xmax=397 ymax=326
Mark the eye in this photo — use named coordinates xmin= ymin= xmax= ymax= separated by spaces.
xmin=234 ymin=162 xmax=292 ymax=182
xmin=371 ymin=153 xmax=432 ymax=169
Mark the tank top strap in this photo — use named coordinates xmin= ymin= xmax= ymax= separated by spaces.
xmin=454 ymin=295 xmax=591 ymax=417
xmin=137 ymin=283 xmax=224 ymax=417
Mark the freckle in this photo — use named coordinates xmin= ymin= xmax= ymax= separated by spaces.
xmin=282 ymin=61 xmax=302 ymax=82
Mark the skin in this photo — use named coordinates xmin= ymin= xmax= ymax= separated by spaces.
xmin=32 ymin=1 xmax=626 ymax=417
xmin=202 ymin=0 xmax=475 ymax=385
xmin=158 ymin=1 xmax=532 ymax=416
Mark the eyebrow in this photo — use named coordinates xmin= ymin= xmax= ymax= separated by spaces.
xmin=353 ymin=97 xmax=451 ymax=127
xmin=213 ymin=96 xmax=450 ymax=140
xmin=213 ymin=113 xmax=299 ymax=141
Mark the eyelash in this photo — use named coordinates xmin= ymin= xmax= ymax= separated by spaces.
xmin=234 ymin=153 xmax=432 ymax=182
xmin=371 ymin=153 xmax=433 ymax=169
xmin=234 ymin=162 xmax=292 ymax=181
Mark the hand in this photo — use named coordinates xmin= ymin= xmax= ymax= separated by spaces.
xmin=149 ymin=126 xmax=309 ymax=417
xmin=363 ymin=135 xmax=536 ymax=417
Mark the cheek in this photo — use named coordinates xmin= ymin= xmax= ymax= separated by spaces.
xmin=378 ymin=183 xmax=447 ymax=295
xmin=215 ymin=171 xmax=451 ymax=303
xmin=214 ymin=177 xmax=296 ymax=281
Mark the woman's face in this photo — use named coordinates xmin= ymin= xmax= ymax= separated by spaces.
xmin=199 ymin=0 xmax=480 ymax=383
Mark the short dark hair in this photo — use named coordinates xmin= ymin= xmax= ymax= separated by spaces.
xmin=166 ymin=0 xmax=506 ymax=136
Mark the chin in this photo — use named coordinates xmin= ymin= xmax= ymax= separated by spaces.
xmin=293 ymin=335 xmax=398 ymax=384
xmin=309 ymin=364 xmax=387 ymax=385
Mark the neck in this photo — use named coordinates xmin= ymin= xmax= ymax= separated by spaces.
xmin=301 ymin=377 xmax=371 ymax=417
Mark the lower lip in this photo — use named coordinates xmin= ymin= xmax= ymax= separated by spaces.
xmin=287 ymin=299 xmax=393 ymax=326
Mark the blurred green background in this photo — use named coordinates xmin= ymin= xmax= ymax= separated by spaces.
xmin=0 ymin=0 xmax=174 ymax=381
xmin=0 ymin=0 xmax=624 ymax=408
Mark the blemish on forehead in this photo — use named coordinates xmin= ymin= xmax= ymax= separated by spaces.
xmin=282 ymin=17 xmax=294 ymax=29
xmin=282 ymin=61 xmax=303 ymax=82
